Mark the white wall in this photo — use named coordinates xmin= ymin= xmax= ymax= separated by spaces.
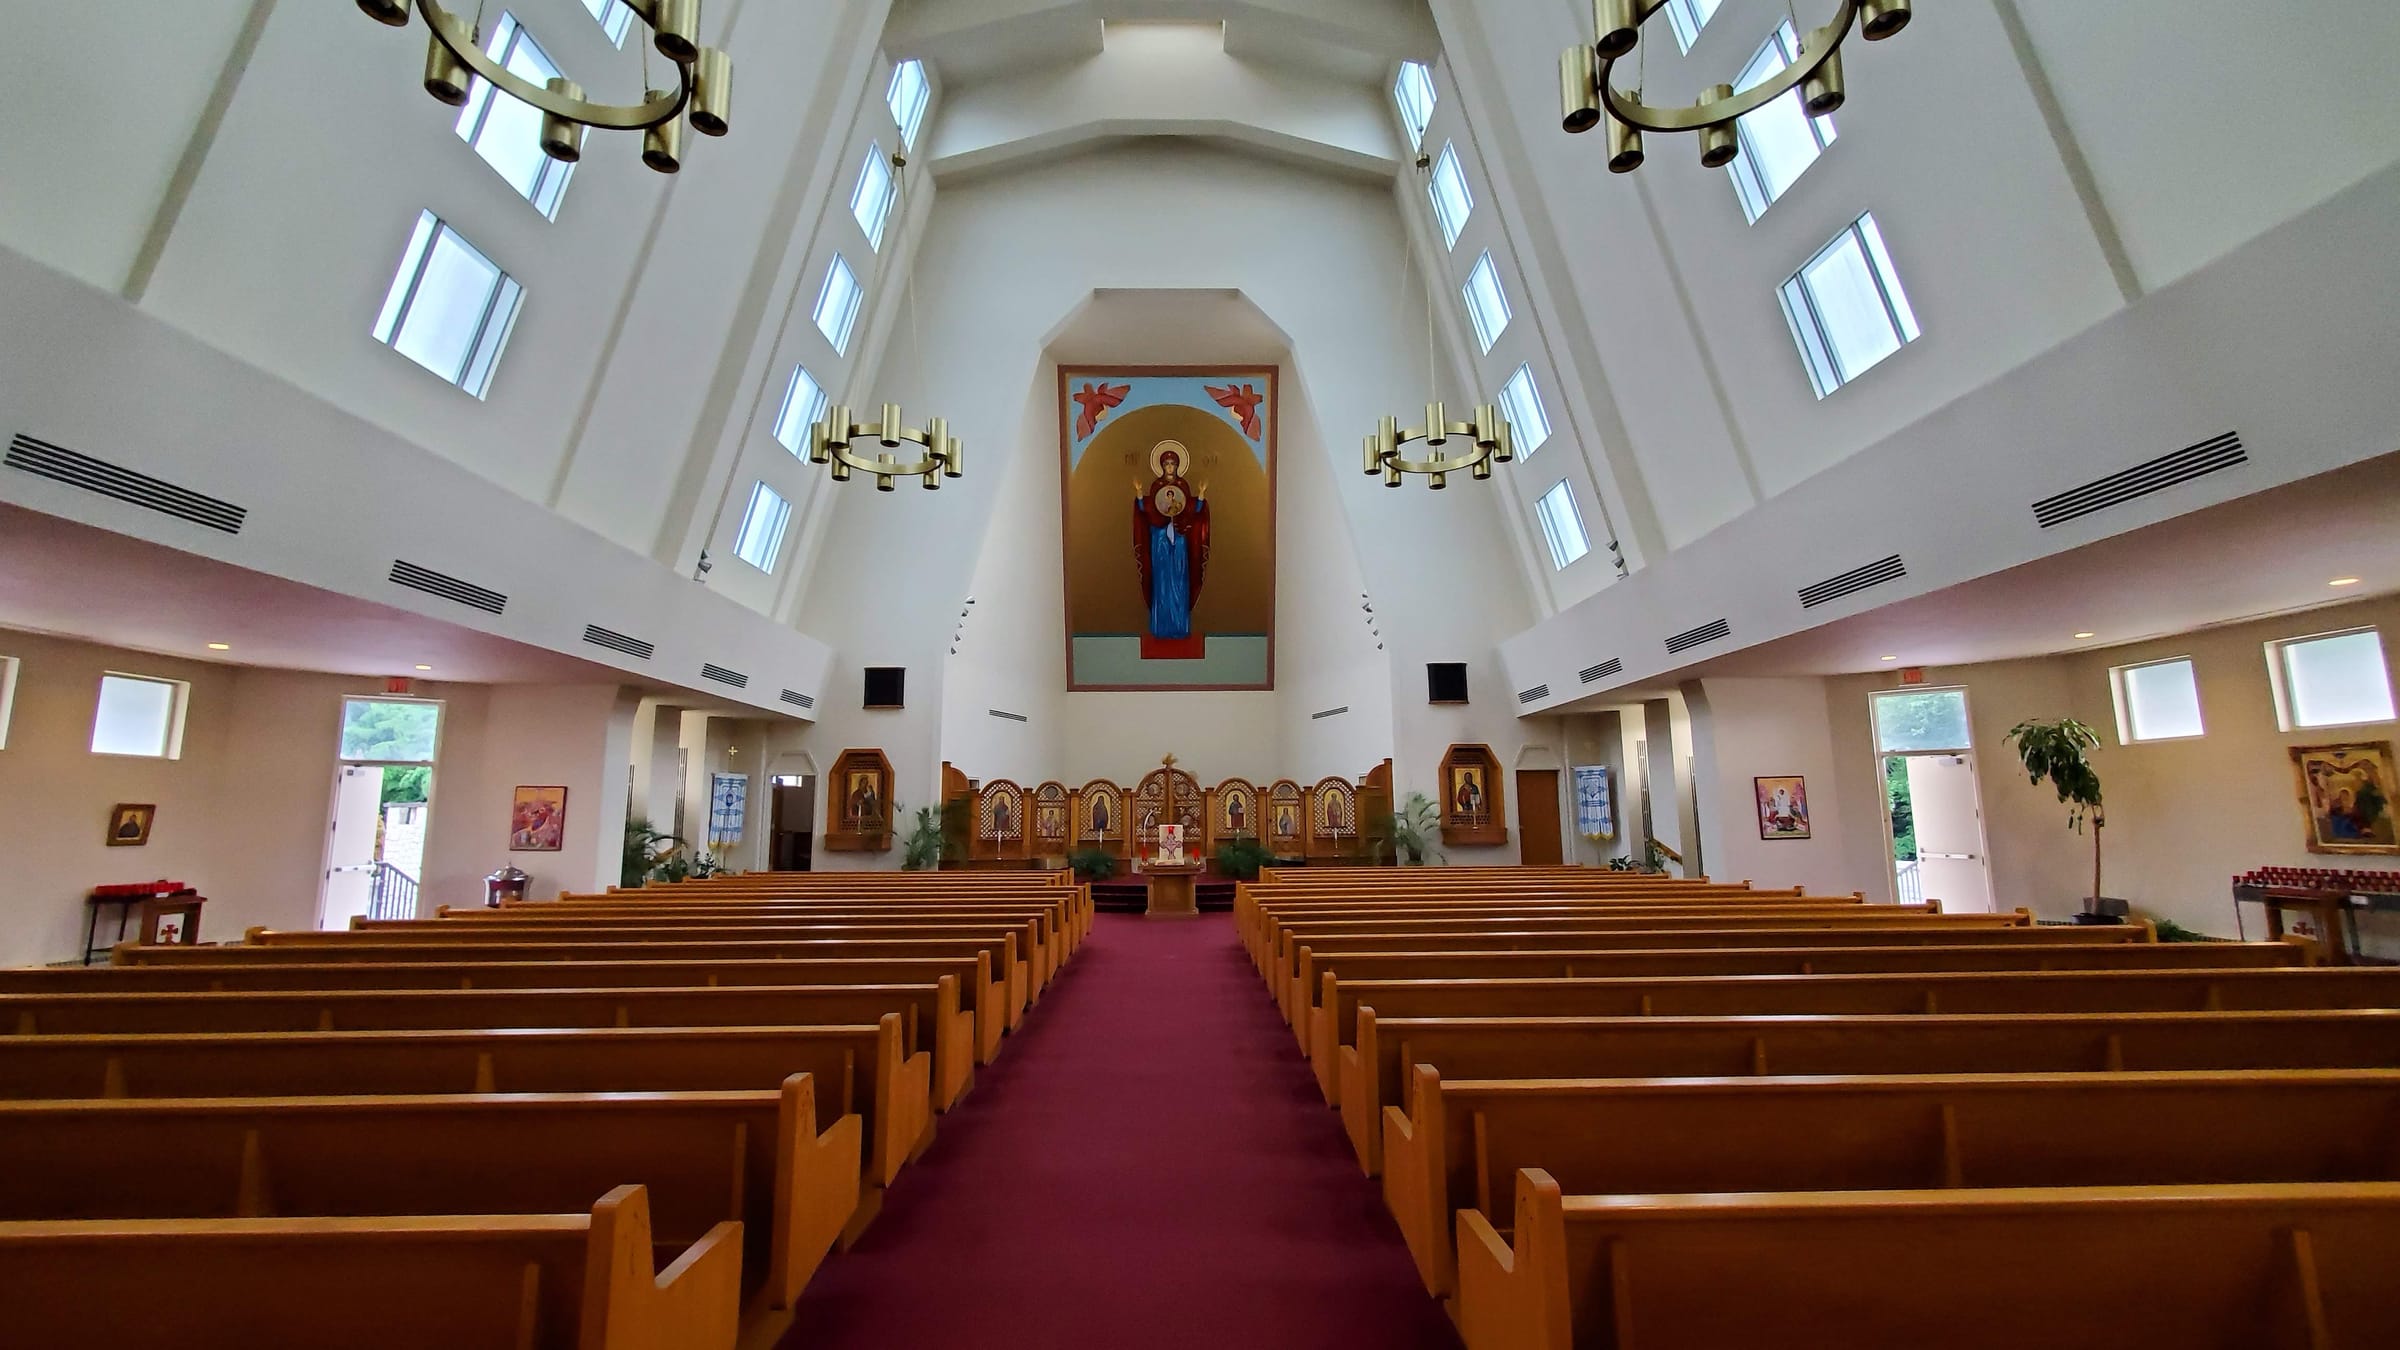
xmin=793 ymin=142 xmax=1539 ymax=852
xmin=1685 ymin=677 xmax=1867 ymax=896
xmin=0 ymin=627 xmax=638 ymax=966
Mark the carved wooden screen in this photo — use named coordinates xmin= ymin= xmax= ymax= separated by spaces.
xmin=1032 ymin=781 xmax=1071 ymax=856
xmin=1132 ymin=767 xmax=1205 ymax=855
xmin=1211 ymin=778 xmax=1260 ymax=850
xmin=1266 ymin=780 xmax=1305 ymax=855
xmin=1074 ymin=779 xmax=1127 ymax=857
xmin=1309 ymin=777 xmax=1359 ymax=860
xmin=977 ymin=779 xmax=1028 ymax=862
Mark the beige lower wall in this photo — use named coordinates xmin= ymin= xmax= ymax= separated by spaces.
xmin=1686 ymin=595 xmax=2400 ymax=938
xmin=0 ymin=628 xmax=635 ymax=966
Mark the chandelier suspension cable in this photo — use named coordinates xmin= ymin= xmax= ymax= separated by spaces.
xmin=810 ymin=147 xmax=965 ymax=492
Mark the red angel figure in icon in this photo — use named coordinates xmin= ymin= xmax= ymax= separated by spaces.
xmin=1206 ymin=382 xmax=1265 ymax=440
xmin=1073 ymin=382 xmax=1131 ymax=439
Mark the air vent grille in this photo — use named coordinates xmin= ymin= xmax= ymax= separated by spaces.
xmin=988 ymin=708 xmax=1029 ymax=724
xmin=2032 ymin=431 xmax=2246 ymax=529
xmin=389 ymin=560 xmax=506 ymax=615
xmin=780 ymin=689 xmax=815 ymax=710
xmin=1579 ymin=658 xmax=1623 ymax=685
xmin=7 ymin=434 xmax=246 ymax=534
xmin=1798 ymin=554 xmax=1907 ymax=610
xmin=1311 ymin=706 xmax=1349 ymax=721
xmin=1665 ymin=618 xmax=1731 ymax=655
xmin=1518 ymin=684 xmax=1551 ymax=705
xmin=581 ymin=624 xmax=655 ymax=660
xmin=700 ymin=663 xmax=749 ymax=689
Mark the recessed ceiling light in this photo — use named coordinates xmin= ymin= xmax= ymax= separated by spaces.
xmin=206 ymin=642 xmax=231 ymax=651
xmin=414 ymin=664 xmax=433 ymax=671
xmin=2329 ymin=577 xmax=2361 ymax=587
xmin=1879 ymin=655 xmax=1899 ymax=662
xmin=2073 ymin=632 xmax=2097 ymax=639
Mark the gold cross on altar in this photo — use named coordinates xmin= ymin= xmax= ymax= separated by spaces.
xmin=1160 ymin=753 xmax=1178 ymax=771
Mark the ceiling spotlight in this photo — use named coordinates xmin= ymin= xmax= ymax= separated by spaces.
xmin=2329 ymin=577 xmax=2362 ymax=587
xmin=2073 ymin=632 xmax=2097 ymax=640
xmin=1879 ymin=655 xmax=1898 ymax=662
xmin=207 ymin=642 xmax=232 ymax=651
xmin=415 ymin=664 xmax=434 ymax=671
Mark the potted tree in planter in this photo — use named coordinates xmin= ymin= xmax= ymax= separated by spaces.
xmin=1386 ymin=791 xmax=1443 ymax=867
xmin=2003 ymin=717 xmax=2110 ymax=921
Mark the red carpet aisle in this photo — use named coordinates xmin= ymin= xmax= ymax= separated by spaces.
xmin=787 ymin=913 xmax=1463 ymax=1350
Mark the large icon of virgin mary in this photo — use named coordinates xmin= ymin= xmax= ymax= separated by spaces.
xmin=1133 ymin=439 xmax=1211 ymax=642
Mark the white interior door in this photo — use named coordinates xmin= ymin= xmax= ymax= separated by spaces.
xmin=319 ymin=765 xmax=383 ymax=930
xmin=1907 ymin=754 xmax=1994 ymax=913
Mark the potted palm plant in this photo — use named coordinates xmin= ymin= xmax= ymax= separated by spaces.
xmin=1386 ymin=791 xmax=1443 ymax=867
xmin=2003 ymin=717 xmax=2110 ymax=920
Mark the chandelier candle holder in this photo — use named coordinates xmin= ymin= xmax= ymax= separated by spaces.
xmin=1560 ymin=0 xmax=1910 ymax=173
xmin=1363 ymin=403 xmax=1512 ymax=490
xmin=356 ymin=0 xmax=732 ymax=174
xmin=812 ymin=405 xmax=964 ymax=492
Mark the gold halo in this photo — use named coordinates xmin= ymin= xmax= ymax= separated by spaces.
xmin=1149 ymin=440 xmax=1188 ymax=478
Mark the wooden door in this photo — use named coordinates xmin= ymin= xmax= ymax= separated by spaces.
xmin=1515 ymin=770 xmax=1564 ymax=866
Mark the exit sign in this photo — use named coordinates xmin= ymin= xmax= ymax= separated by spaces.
xmin=1899 ymin=667 xmax=1927 ymax=685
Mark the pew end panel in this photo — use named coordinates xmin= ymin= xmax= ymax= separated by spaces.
xmin=1457 ymin=1177 xmax=2400 ymax=1350
xmin=1381 ymin=1063 xmax=1455 ymax=1298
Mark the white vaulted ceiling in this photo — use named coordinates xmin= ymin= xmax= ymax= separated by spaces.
xmin=888 ymin=0 xmax=1435 ymax=180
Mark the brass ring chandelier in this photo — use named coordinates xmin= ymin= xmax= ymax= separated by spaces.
xmin=1363 ymin=155 xmax=1514 ymax=491
xmin=812 ymin=404 xmax=964 ymax=493
xmin=1363 ymin=403 xmax=1512 ymax=489
xmin=1561 ymin=0 xmax=1910 ymax=172
xmin=355 ymin=0 xmax=732 ymax=173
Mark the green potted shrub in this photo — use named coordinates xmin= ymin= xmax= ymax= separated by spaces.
xmin=900 ymin=804 xmax=947 ymax=872
xmin=1068 ymin=848 xmax=1117 ymax=883
xmin=1214 ymin=834 xmax=1273 ymax=881
xmin=1386 ymin=791 xmax=1444 ymax=867
xmin=2004 ymin=717 xmax=2110 ymax=921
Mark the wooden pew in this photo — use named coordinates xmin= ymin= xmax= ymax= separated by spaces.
xmin=522 ymin=892 xmax=1089 ymax=959
xmin=117 ymin=935 xmax=1032 ymax=1039
xmin=0 ymin=1185 xmax=742 ymax=1350
xmin=1456 ymin=1173 xmax=2400 ymax=1350
xmin=413 ymin=905 xmax=1082 ymax=973
xmin=1250 ymin=903 xmax=1940 ymax=971
xmin=1342 ymin=1007 xmax=2400 ymax=1175
xmin=1314 ymin=960 xmax=2380 ymax=1107
xmin=0 ymin=1016 xmax=930 ymax=1196
xmin=0 ymin=1079 xmax=858 ymax=1339
xmin=243 ymin=922 xmax=1051 ymax=1007
xmin=12 ymin=958 xmax=986 ymax=1095
xmin=1388 ymin=1066 xmax=2400 ymax=1299
xmin=1239 ymin=886 xmax=1802 ymax=954
xmin=1262 ymin=911 xmax=2030 ymax=994
xmin=0 ymin=981 xmax=972 ymax=1112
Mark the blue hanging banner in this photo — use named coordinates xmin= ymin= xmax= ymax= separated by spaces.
xmin=709 ymin=772 xmax=750 ymax=847
xmin=1572 ymin=765 xmax=1615 ymax=840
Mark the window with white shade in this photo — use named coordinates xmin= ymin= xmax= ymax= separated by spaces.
xmin=0 ymin=655 xmax=17 ymax=750
xmin=1729 ymin=22 xmax=1837 ymax=221
xmin=1664 ymin=0 xmax=1723 ymax=52
xmin=888 ymin=59 xmax=931 ymax=149
xmin=1497 ymin=364 xmax=1552 ymax=458
xmin=1462 ymin=251 xmax=1512 ymax=353
xmin=813 ymin=254 xmax=863 ymax=354
xmin=1534 ymin=481 xmax=1590 ymax=570
xmin=2112 ymin=657 xmax=2205 ymax=743
xmin=373 ymin=212 xmax=525 ymax=398
xmin=1428 ymin=142 xmax=1474 ymax=248
xmin=2271 ymin=629 xmax=2396 ymax=730
xmin=734 ymin=483 xmax=792 ymax=573
xmin=581 ymin=0 xmax=633 ymax=46
xmin=91 ymin=673 xmax=188 ymax=759
xmin=852 ymin=145 xmax=897 ymax=249
xmin=1780 ymin=213 xmax=1919 ymax=397
xmin=773 ymin=366 xmax=829 ymax=455
xmin=456 ymin=14 xmax=576 ymax=220
xmin=1393 ymin=61 xmax=1437 ymax=148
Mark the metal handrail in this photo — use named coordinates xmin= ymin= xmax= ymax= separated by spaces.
xmin=365 ymin=861 xmax=420 ymax=921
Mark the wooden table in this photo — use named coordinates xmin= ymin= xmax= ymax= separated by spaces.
xmin=1143 ymin=863 xmax=1204 ymax=918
